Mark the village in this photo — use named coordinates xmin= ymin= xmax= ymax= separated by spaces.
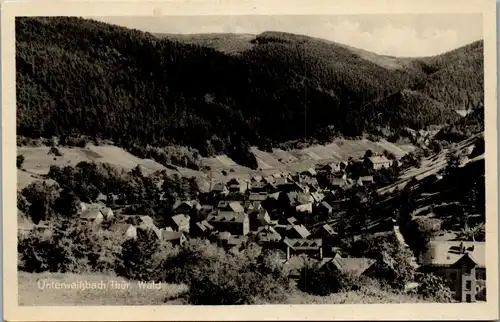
xmin=18 ymin=141 xmax=486 ymax=303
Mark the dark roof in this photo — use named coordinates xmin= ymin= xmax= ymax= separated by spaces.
xmin=208 ymin=211 xmax=248 ymax=223
xmin=284 ymin=237 xmax=322 ymax=250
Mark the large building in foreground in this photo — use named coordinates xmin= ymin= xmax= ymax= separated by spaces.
xmin=420 ymin=241 xmax=486 ymax=302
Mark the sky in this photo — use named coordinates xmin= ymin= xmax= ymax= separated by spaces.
xmin=95 ymin=14 xmax=482 ymax=57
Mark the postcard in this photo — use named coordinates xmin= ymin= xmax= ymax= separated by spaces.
xmin=2 ymin=0 xmax=498 ymax=320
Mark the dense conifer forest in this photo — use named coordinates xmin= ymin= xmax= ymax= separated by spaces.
xmin=16 ymin=17 xmax=484 ymax=168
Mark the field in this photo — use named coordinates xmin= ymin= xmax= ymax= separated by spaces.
xmin=18 ymin=272 xmax=188 ymax=306
xmin=17 ymin=139 xmax=415 ymax=190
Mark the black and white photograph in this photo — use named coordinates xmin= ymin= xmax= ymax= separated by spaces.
xmin=2 ymin=0 xmax=498 ymax=320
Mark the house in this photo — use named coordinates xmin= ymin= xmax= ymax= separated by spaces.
xmin=262 ymin=176 xmax=276 ymax=184
xmin=212 ymin=182 xmax=229 ymax=195
xmin=170 ymin=214 xmax=191 ymax=233
xmin=248 ymin=208 xmax=271 ymax=231
xmin=136 ymin=215 xmax=162 ymax=239
xmin=300 ymin=177 xmax=320 ymax=192
xmin=277 ymin=224 xmax=311 ymax=239
xmin=250 ymin=182 xmax=268 ymax=193
xmin=100 ymin=207 xmax=114 ymax=221
xmin=330 ymin=178 xmax=348 ymax=190
xmin=192 ymin=220 xmax=215 ymax=237
xmin=317 ymin=201 xmax=333 ymax=216
xmin=420 ymin=241 xmax=486 ymax=302
xmin=207 ymin=211 xmax=250 ymax=236
xmin=225 ymin=235 xmax=249 ymax=251
xmin=249 ymin=192 xmax=268 ymax=202
xmin=217 ymin=200 xmax=245 ymax=213
xmin=255 ymin=226 xmax=282 ymax=246
xmin=274 ymin=177 xmax=288 ymax=186
xmin=362 ymin=251 xmax=399 ymax=282
xmin=311 ymin=192 xmax=325 ymax=203
xmin=315 ymin=254 xmax=376 ymax=277
xmin=245 ymin=201 xmax=264 ymax=212
xmin=95 ymin=193 xmax=107 ymax=204
xmin=227 ymin=178 xmax=248 ymax=194
xmin=300 ymin=168 xmax=317 ymax=177
xmin=315 ymin=224 xmax=338 ymax=256
xmin=359 ymin=176 xmax=374 ymax=185
xmin=174 ymin=200 xmax=201 ymax=215
xmin=80 ymin=209 xmax=105 ymax=225
xmin=323 ymin=163 xmax=340 ymax=173
xmin=162 ymin=231 xmax=187 ymax=246
xmin=251 ymin=174 xmax=263 ymax=183
xmin=109 ymin=223 xmax=137 ymax=240
xmin=283 ymin=237 xmax=323 ymax=259
xmin=198 ymin=205 xmax=216 ymax=220
xmin=365 ymin=156 xmax=393 ymax=170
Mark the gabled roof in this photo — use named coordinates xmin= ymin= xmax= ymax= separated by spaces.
xmin=341 ymin=257 xmax=377 ymax=276
xmin=296 ymin=193 xmax=314 ymax=205
xmin=228 ymin=201 xmax=244 ymax=213
xmin=320 ymin=223 xmax=336 ymax=236
xmin=359 ymin=176 xmax=374 ymax=182
xmin=218 ymin=231 xmax=232 ymax=240
xmin=109 ymin=223 xmax=135 ymax=235
xmin=208 ymin=211 xmax=247 ymax=223
xmin=284 ymin=237 xmax=322 ymax=249
xmin=291 ymin=225 xmax=311 ymax=239
xmin=171 ymin=214 xmax=190 ymax=227
xmin=139 ymin=215 xmax=155 ymax=228
xmin=282 ymin=255 xmax=314 ymax=275
xmin=80 ymin=209 xmax=102 ymax=220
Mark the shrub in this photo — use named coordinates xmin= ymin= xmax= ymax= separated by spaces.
xmin=298 ymin=264 xmax=365 ymax=296
xmin=164 ymin=239 xmax=290 ymax=305
xmin=18 ymin=230 xmax=55 ymax=272
xmin=48 ymin=147 xmax=64 ymax=156
xmin=416 ymin=273 xmax=453 ymax=302
xmin=17 ymin=154 xmax=25 ymax=169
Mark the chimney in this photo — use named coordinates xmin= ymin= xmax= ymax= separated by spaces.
xmin=286 ymin=246 xmax=291 ymax=260
xmin=459 ymin=242 xmax=465 ymax=254
xmin=319 ymin=246 xmax=323 ymax=259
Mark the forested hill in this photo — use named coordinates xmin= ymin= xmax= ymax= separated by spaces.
xmin=16 ymin=17 xmax=484 ymax=168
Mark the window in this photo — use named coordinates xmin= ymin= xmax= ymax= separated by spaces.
xmin=466 ymin=281 xmax=472 ymax=290
xmin=476 ymin=270 xmax=485 ymax=280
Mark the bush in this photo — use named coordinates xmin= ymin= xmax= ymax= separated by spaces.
xmin=17 ymin=154 xmax=25 ymax=169
xmin=164 ymin=239 xmax=290 ymax=304
xmin=416 ymin=273 xmax=453 ymax=302
xmin=298 ymin=265 xmax=365 ymax=296
xmin=48 ymin=147 xmax=64 ymax=156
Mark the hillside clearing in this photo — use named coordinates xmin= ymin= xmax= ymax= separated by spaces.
xmin=17 ymin=139 xmax=415 ymax=190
